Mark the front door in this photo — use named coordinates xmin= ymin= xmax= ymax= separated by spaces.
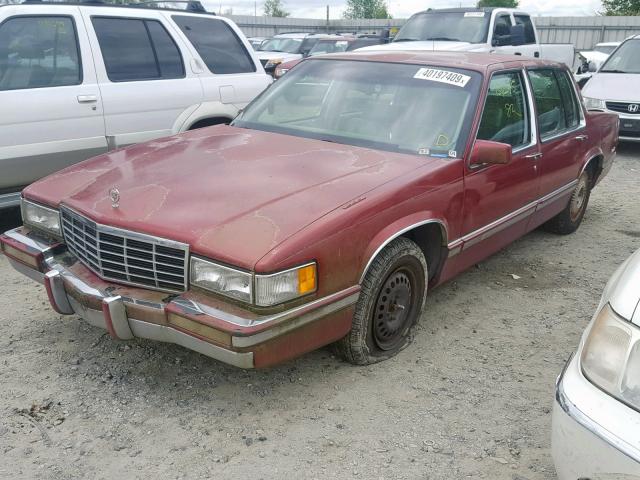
xmin=455 ymin=69 xmax=541 ymax=269
xmin=0 ymin=6 xmax=106 ymax=195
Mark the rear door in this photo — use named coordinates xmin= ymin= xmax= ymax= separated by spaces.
xmin=457 ymin=69 xmax=541 ymax=267
xmin=0 ymin=6 xmax=106 ymax=194
xmin=526 ymin=67 xmax=588 ymax=228
xmin=82 ymin=9 xmax=203 ymax=148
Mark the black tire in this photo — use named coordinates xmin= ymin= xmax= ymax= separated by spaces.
xmin=334 ymin=237 xmax=427 ymax=365
xmin=543 ymin=170 xmax=592 ymax=235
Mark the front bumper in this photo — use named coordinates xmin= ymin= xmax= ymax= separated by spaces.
xmin=552 ymin=354 xmax=640 ymax=479
xmin=0 ymin=227 xmax=359 ymax=368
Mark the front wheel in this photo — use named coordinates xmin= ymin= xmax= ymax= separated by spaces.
xmin=334 ymin=237 xmax=427 ymax=365
xmin=543 ymin=170 xmax=592 ymax=235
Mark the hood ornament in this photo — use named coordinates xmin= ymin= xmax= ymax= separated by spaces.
xmin=109 ymin=187 xmax=120 ymax=209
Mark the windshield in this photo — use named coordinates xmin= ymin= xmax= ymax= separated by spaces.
xmin=309 ymin=40 xmax=350 ymax=56
xmin=394 ymin=11 xmax=490 ymax=44
xmin=594 ymin=44 xmax=616 ymax=55
xmin=600 ymin=40 xmax=640 ymax=73
xmin=259 ymin=38 xmax=303 ymax=54
xmin=234 ymin=59 xmax=481 ymax=157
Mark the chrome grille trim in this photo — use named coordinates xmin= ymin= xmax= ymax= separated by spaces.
xmin=60 ymin=206 xmax=188 ymax=293
xmin=606 ymin=101 xmax=640 ymax=115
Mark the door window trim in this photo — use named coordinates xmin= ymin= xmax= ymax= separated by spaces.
xmin=90 ymin=15 xmax=186 ymax=83
xmin=526 ymin=67 xmax=586 ymax=144
xmin=0 ymin=14 xmax=84 ymax=91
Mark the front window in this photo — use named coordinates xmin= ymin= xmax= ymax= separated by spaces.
xmin=600 ymin=39 xmax=640 ymax=74
xmin=594 ymin=44 xmax=617 ymax=55
xmin=308 ymin=40 xmax=350 ymax=56
xmin=259 ymin=38 xmax=303 ymax=54
xmin=234 ymin=59 xmax=481 ymax=157
xmin=393 ymin=11 xmax=491 ymax=44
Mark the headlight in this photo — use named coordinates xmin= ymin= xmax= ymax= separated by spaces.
xmin=583 ymin=96 xmax=607 ymax=110
xmin=265 ymin=58 xmax=283 ymax=69
xmin=190 ymin=257 xmax=252 ymax=303
xmin=190 ymin=257 xmax=317 ymax=307
xmin=274 ymin=68 xmax=289 ymax=78
xmin=581 ymin=304 xmax=640 ymax=411
xmin=21 ymin=198 xmax=61 ymax=237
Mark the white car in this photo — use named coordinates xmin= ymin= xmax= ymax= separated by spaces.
xmin=0 ymin=1 xmax=272 ymax=209
xmin=582 ymin=36 xmax=640 ymax=142
xmin=575 ymin=42 xmax=621 ymax=87
xmin=255 ymin=33 xmax=336 ymax=75
xmin=553 ymin=248 xmax=640 ymax=479
xmin=357 ymin=8 xmax=575 ymax=68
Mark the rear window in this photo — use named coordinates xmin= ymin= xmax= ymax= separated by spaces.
xmin=92 ymin=17 xmax=184 ymax=82
xmin=172 ymin=16 xmax=255 ymax=74
xmin=514 ymin=15 xmax=536 ymax=45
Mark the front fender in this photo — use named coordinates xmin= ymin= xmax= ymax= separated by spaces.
xmin=359 ymin=212 xmax=449 ymax=283
xmin=174 ymin=101 xmax=240 ymax=133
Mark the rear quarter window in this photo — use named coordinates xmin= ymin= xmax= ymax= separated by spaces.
xmin=172 ymin=16 xmax=255 ymax=74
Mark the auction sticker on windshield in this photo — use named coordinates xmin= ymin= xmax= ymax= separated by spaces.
xmin=414 ymin=68 xmax=471 ymax=88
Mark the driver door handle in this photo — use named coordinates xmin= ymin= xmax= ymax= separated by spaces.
xmin=77 ymin=95 xmax=97 ymax=103
xmin=525 ymin=152 xmax=543 ymax=160
xmin=575 ymin=134 xmax=589 ymax=141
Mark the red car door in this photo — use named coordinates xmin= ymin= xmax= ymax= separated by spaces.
xmin=452 ymin=69 xmax=542 ymax=271
xmin=526 ymin=68 xmax=589 ymax=228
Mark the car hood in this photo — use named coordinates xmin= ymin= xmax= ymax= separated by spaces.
xmin=24 ymin=125 xmax=430 ymax=270
xmin=357 ymin=40 xmax=476 ymax=53
xmin=582 ymin=72 xmax=640 ymax=102
xmin=600 ymin=248 xmax=640 ymax=325
xmin=255 ymin=51 xmax=302 ymax=62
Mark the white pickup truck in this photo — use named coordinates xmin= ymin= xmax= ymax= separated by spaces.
xmin=360 ymin=7 xmax=575 ymax=68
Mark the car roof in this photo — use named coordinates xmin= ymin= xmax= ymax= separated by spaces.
xmin=310 ymin=50 xmax=564 ymax=73
xmin=410 ymin=7 xmax=528 ymax=15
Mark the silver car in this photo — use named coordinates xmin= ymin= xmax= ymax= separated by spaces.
xmin=582 ymin=35 xmax=640 ymax=142
xmin=553 ymin=248 xmax=640 ymax=479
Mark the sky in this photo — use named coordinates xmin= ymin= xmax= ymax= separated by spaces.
xmin=203 ymin=0 xmax=603 ymax=18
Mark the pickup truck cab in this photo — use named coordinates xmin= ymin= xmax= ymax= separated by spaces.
xmin=358 ymin=8 xmax=575 ymax=68
xmin=1 ymin=52 xmax=617 ymax=369
xmin=0 ymin=1 xmax=272 ymax=209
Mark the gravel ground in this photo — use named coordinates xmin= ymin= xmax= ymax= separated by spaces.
xmin=0 ymin=144 xmax=639 ymax=480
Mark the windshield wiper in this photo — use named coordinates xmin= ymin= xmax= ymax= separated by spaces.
xmin=394 ymin=38 xmax=421 ymax=42
xmin=425 ymin=37 xmax=462 ymax=42
xmin=600 ymin=69 xmax=628 ymax=73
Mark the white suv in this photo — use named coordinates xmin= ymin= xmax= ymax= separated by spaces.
xmin=0 ymin=1 xmax=272 ymax=208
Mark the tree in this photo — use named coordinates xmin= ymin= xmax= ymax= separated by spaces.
xmin=601 ymin=0 xmax=640 ymax=15
xmin=476 ymin=0 xmax=519 ymax=7
xmin=263 ymin=0 xmax=289 ymax=17
xmin=343 ymin=0 xmax=392 ymax=19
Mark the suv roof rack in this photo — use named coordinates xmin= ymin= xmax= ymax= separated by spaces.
xmin=4 ymin=0 xmax=213 ymax=14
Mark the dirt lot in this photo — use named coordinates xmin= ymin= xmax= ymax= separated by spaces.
xmin=0 ymin=145 xmax=639 ymax=480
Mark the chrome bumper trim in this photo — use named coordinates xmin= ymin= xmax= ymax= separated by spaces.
xmin=555 ymin=355 xmax=640 ymax=464
xmin=7 ymin=257 xmax=45 ymax=284
xmin=619 ymin=136 xmax=640 ymax=143
xmin=0 ymin=192 xmax=21 ymax=209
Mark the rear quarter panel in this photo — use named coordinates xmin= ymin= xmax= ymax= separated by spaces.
xmin=584 ymin=110 xmax=619 ymax=184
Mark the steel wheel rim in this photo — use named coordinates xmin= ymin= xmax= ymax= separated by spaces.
xmin=373 ymin=269 xmax=414 ymax=351
xmin=570 ymin=175 xmax=588 ymax=222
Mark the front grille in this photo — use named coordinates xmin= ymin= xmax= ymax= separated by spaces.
xmin=60 ymin=207 xmax=188 ymax=293
xmin=606 ymin=101 xmax=640 ymax=115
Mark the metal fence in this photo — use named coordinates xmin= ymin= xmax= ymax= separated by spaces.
xmin=534 ymin=16 xmax=640 ymax=50
xmin=227 ymin=14 xmax=640 ymax=50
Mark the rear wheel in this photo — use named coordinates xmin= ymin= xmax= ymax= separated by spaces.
xmin=543 ymin=170 xmax=591 ymax=235
xmin=334 ymin=237 xmax=427 ymax=365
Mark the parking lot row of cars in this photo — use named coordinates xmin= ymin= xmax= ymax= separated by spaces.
xmin=0 ymin=1 xmax=639 ymax=478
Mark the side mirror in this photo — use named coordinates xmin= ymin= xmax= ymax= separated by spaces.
xmin=470 ymin=140 xmax=512 ymax=167
xmin=588 ymin=61 xmax=598 ymax=73
xmin=509 ymin=24 xmax=526 ymax=46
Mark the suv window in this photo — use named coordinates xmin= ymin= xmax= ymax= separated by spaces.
xmin=477 ymin=71 xmax=530 ymax=148
xmin=172 ymin=16 xmax=255 ymax=74
xmin=514 ymin=15 xmax=536 ymax=44
xmin=493 ymin=14 xmax=512 ymax=45
xmin=528 ymin=69 xmax=567 ymax=139
xmin=92 ymin=17 xmax=184 ymax=82
xmin=556 ymin=70 xmax=581 ymax=129
xmin=0 ymin=16 xmax=81 ymax=91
